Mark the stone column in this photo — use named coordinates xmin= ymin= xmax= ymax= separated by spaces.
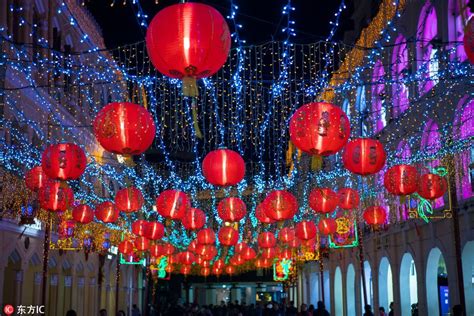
xmin=230 ymin=286 xmax=242 ymax=304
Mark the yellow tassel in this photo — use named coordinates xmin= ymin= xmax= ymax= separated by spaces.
xmin=140 ymin=85 xmax=148 ymax=109
xmin=286 ymin=141 xmax=294 ymax=166
xmin=311 ymin=155 xmax=323 ymax=171
xmin=191 ymin=102 xmax=203 ymax=139
xmin=182 ymin=76 xmax=198 ymax=97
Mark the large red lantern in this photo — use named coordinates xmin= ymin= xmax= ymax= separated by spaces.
xmin=279 ymin=227 xmax=296 ymax=243
xmin=289 ymin=102 xmax=351 ymax=156
xmin=146 ymin=3 xmax=231 ymax=97
xmin=180 ymin=251 xmax=196 ymax=265
xmin=363 ymin=206 xmax=387 ymax=225
xmin=182 ymin=208 xmax=206 ymax=230
xmin=180 ymin=265 xmax=192 ymax=275
xmin=25 ymin=166 xmax=50 ymax=192
xmin=197 ymin=228 xmax=216 ymax=245
xmin=338 ymin=188 xmax=360 ymax=210
xmin=145 ymin=222 xmax=165 ymax=240
xmin=214 ymin=259 xmax=225 ymax=270
xmin=255 ymin=203 xmax=275 ymax=224
xmin=242 ymin=247 xmax=257 ymax=260
xmin=263 ymin=190 xmax=298 ymax=221
xmin=72 ymin=204 xmax=94 ymax=224
xmin=38 ymin=181 xmax=74 ymax=212
xmin=115 ymin=187 xmax=144 ymax=213
xmin=255 ymin=258 xmax=272 ymax=269
xmin=118 ymin=240 xmax=134 ymax=255
xmin=257 ymin=232 xmax=276 ymax=248
xmin=464 ymin=17 xmax=474 ymax=64
xmin=201 ymin=267 xmax=211 ymax=277
xmin=41 ymin=143 xmax=87 ymax=180
xmin=132 ymin=220 xmax=148 ymax=236
xmin=342 ymin=138 xmax=386 ymax=175
xmin=162 ymin=243 xmax=175 ymax=255
xmin=134 ymin=236 xmax=149 ymax=251
xmin=217 ymin=197 xmax=247 ymax=223
xmin=155 ymin=190 xmax=190 ymax=220
xmin=309 ymin=188 xmax=338 ymax=214
xmin=212 ymin=267 xmax=223 ymax=276
xmin=279 ymin=248 xmax=293 ymax=260
xmin=202 ymin=149 xmax=245 ymax=186
xmin=199 ymin=245 xmax=217 ymax=261
xmin=218 ymin=226 xmax=239 ymax=246
xmin=150 ymin=244 xmax=162 ymax=258
xmin=384 ymin=165 xmax=418 ymax=196
xmin=288 ymin=238 xmax=301 ymax=248
xmin=95 ymin=201 xmax=119 ymax=223
xmin=261 ymin=247 xmax=277 ymax=259
xmin=93 ymin=102 xmax=156 ymax=156
xmin=318 ymin=218 xmax=337 ymax=235
xmin=235 ymin=242 xmax=249 ymax=253
xmin=417 ymin=174 xmax=448 ymax=200
xmin=295 ymin=221 xmax=317 ymax=240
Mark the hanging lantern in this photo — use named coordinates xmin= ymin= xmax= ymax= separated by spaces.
xmin=150 ymin=244 xmax=162 ymax=258
xmin=263 ymin=190 xmax=298 ymax=222
xmin=202 ymin=149 xmax=245 ymax=186
xmin=464 ymin=17 xmax=474 ymax=64
xmin=201 ymin=267 xmax=211 ymax=277
xmin=288 ymin=238 xmax=301 ymax=248
xmin=217 ymin=197 xmax=247 ymax=223
xmin=212 ymin=266 xmax=223 ymax=276
xmin=134 ymin=236 xmax=150 ymax=251
xmin=197 ymin=228 xmax=216 ymax=245
xmin=338 ymin=188 xmax=360 ymax=210
xmin=255 ymin=203 xmax=275 ymax=224
xmin=230 ymin=254 xmax=245 ymax=266
xmin=145 ymin=222 xmax=165 ymax=240
xmin=363 ymin=206 xmax=387 ymax=225
xmin=25 ymin=166 xmax=50 ymax=192
xmin=417 ymin=173 xmax=448 ymax=200
xmin=41 ymin=143 xmax=87 ymax=181
xmin=188 ymin=239 xmax=199 ymax=253
xmin=295 ymin=221 xmax=317 ymax=240
xmin=95 ymin=201 xmax=119 ymax=223
xmin=182 ymin=208 xmax=206 ymax=230
xmin=342 ymin=138 xmax=386 ymax=175
xmin=146 ymin=3 xmax=231 ymax=97
xmin=225 ymin=265 xmax=236 ymax=275
xmin=132 ymin=220 xmax=149 ymax=236
xmin=318 ymin=218 xmax=337 ymax=235
xmin=200 ymin=245 xmax=218 ymax=261
xmin=162 ymin=243 xmax=175 ymax=255
xmin=235 ymin=242 xmax=249 ymax=253
xmin=155 ymin=190 xmax=190 ymax=220
xmin=309 ymin=188 xmax=338 ymax=214
xmin=118 ymin=240 xmax=134 ymax=255
xmin=255 ymin=258 xmax=272 ymax=269
xmin=179 ymin=251 xmax=196 ymax=265
xmin=279 ymin=248 xmax=293 ymax=260
xmin=289 ymin=102 xmax=351 ymax=156
xmin=38 ymin=181 xmax=74 ymax=212
xmin=261 ymin=247 xmax=277 ymax=259
xmin=72 ymin=204 xmax=94 ymax=224
xmin=242 ymin=247 xmax=257 ymax=260
xmin=214 ymin=259 xmax=225 ymax=270
xmin=180 ymin=265 xmax=192 ymax=275
xmin=218 ymin=226 xmax=239 ymax=246
xmin=384 ymin=164 xmax=419 ymax=196
xmin=93 ymin=102 xmax=156 ymax=156
xmin=257 ymin=232 xmax=276 ymax=248
xmin=279 ymin=227 xmax=296 ymax=243
xmin=115 ymin=187 xmax=144 ymax=213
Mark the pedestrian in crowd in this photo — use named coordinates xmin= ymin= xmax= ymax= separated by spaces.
xmin=308 ymin=304 xmax=315 ymax=315
xmin=411 ymin=303 xmax=418 ymax=316
xmin=363 ymin=304 xmax=374 ymax=316
xmin=287 ymin=301 xmax=298 ymax=316
xmin=132 ymin=304 xmax=141 ymax=316
xmin=66 ymin=310 xmax=77 ymax=316
xmin=452 ymin=304 xmax=464 ymax=316
xmin=379 ymin=306 xmax=387 ymax=316
xmin=116 ymin=311 xmax=126 ymax=316
xmin=298 ymin=303 xmax=310 ymax=316
xmin=99 ymin=309 xmax=107 ymax=316
xmin=314 ymin=301 xmax=330 ymax=316
xmin=388 ymin=302 xmax=394 ymax=316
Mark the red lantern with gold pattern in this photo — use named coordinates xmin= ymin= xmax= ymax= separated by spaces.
xmin=263 ymin=190 xmax=298 ymax=221
xmin=464 ymin=17 xmax=474 ymax=64
xmin=95 ymin=201 xmax=119 ymax=223
xmin=201 ymin=245 xmax=218 ymax=261
xmin=72 ymin=204 xmax=94 ymax=224
xmin=145 ymin=222 xmax=165 ymax=240
xmin=338 ymin=188 xmax=360 ymax=210
xmin=93 ymin=102 xmax=156 ymax=156
xmin=38 ymin=181 xmax=74 ymax=212
xmin=162 ymin=243 xmax=175 ymax=255
xmin=288 ymin=238 xmax=301 ymax=248
xmin=363 ymin=206 xmax=387 ymax=225
xmin=257 ymin=232 xmax=276 ymax=248
xmin=155 ymin=189 xmax=190 ymax=220
xmin=235 ymin=242 xmax=248 ymax=253
xmin=417 ymin=174 xmax=448 ymax=200
xmin=218 ymin=226 xmax=239 ymax=246
xmin=25 ymin=166 xmax=50 ymax=192
xmin=230 ymin=254 xmax=245 ymax=266
xmin=134 ymin=236 xmax=149 ymax=251
xmin=242 ymin=247 xmax=257 ymax=260
xmin=318 ymin=218 xmax=337 ymax=235
xmin=202 ymin=149 xmax=245 ymax=186
xmin=132 ymin=220 xmax=148 ymax=237
xmin=146 ymin=3 xmax=231 ymax=97
xmin=118 ymin=240 xmax=134 ymax=255
xmin=182 ymin=208 xmax=206 ymax=230
xmin=179 ymin=251 xmax=196 ymax=265
xmin=278 ymin=227 xmax=296 ymax=243
xmin=213 ymin=259 xmax=225 ymax=270
xmin=217 ymin=197 xmax=247 ymax=223
xmin=115 ymin=187 xmax=144 ymax=213
xmin=255 ymin=203 xmax=275 ymax=224
xmin=295 ymin=221 xmax=317 ymax=240
xmin=197 ymin=228 xmax=216 ymax=245
xmin=261 ymin=247 xmax=277 ymax=259
xmin=150 ymin=244 xmax=162 ymax=257
xmin=342 ymin=138 xmax=386 ymax=175
xmin=41 ymin=143 xmax=87 ymax=181
xmin=384 ymin=165 xmax=418 ymax=196
xmin=289 ymin=102 xmax=351 ymax=156
xmin=309 ymin=188 xmax=338 ymax=214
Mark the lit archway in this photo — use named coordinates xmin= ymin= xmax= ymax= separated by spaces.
xmin=372 ymin=60 xmax=387 ymax=133
xmin=417 ymin=1 xmax=439 ymax=94
xmin=323 ymin=269 xmax=331 ymax=311
xmin=310 ymin=270 xmax=320 ymax=303
xmin=392 ymin=34 xmax=409 ymax=117
xmin=360 ymin=260 xmax=373 ymax=313
xmin=462 ymin=241 xmax=474 ymax=315
xmin=448 ymin=0 xmax=472 ymax=61
xmin=454 ymin=98 xmax=474 ymax=200
xmin=400 ymin=253 xmax=418 ymax=316
xmin=334 ymin=267 xmax=344 ymax=316
xmin=426 ymin=247 xmax=450 ymax=316
xmin=378 ymin=257 xmax=394 ymax=312
xmin=346 ymin=264 xmax=356 ymax=316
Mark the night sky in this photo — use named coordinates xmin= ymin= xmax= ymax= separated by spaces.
xmin=86 ymin=0 xmax=356 ymax=49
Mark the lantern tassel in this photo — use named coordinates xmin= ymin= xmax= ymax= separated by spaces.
xmin=191 ymin=100 xmax=203 ymax=139
xmin=311 ymin=155 xmax=323 ymax=171
xmin=182 ymin=76 xmax=198 ymax=97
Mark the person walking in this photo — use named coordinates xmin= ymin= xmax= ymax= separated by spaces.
xmin=363 ymin=305 xmax=374 ymax=316
xmin=313 ymin=301 xmax=329 ymax=316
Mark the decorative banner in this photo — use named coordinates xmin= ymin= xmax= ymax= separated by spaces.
xmin=328 ymin=218 xmax=359 ymax=248
xmin=150 ymin=256 xmax=171 ymax=280
xmin=120 ymin=253 xmax=146 ymax=265
xmin=273 ymin=259 xmax=294 ymax=281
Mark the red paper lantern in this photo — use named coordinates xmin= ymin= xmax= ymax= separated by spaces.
xmin=225 ymin=265 xmax=236 ymax=275
xmin=115 ymin=187 xmax=144 ymax=213
xmin=255 ymin=258 xmax=272 ymax=268
xmin=218 ymin=226 xmax=239 ymax=246
xmin=309 ymin=188 xmax=338 ymax=214
xmin=146 ymin=3 xmax=231 ymax=97
xmin=134 ymin=236 xmax=149 ymax=251
xmin=417 ymin=174 xmax=448 ymax=200
xmin=150 ymin=244 xmax=163 ymax=257
xmin=200 ymin=245 xmax=218 ymax=261
xmin=288 ymin=238 xmax=301 ymax=248
xmin=230 ymin=254 xmax=245 ymax=266
xmin=212 ymin=267 xmax=223 ymax=276
xmin=464 ymin=17 xmax=474 ymax=64
xmin=295 ymin=221 xmax=317 ymax=240
xmin=162 ymin=243 xmax=175 ymax=255
xmin=118 ymin=240 xmax=134 ymax=255
xmin=279 ymin=248 xmax=293 ymax=260
xmin=182 ymin=208 xmax=206 ymax=230
xmin=235 ymin=242 xmax=249 ymax=253
xmin=72 ymin=204 xmax=94 ymax=224
xmin=95 ymin=201 xmax=119 ymax=223
xmin=145 ymin=222 xmax=165 ymax=240
xmin=213 ymin=259 xmax=225 ymax=269
xmin=289 ymin=102 xmax=351 ymax=156
xmin=201 ymin=267 xmax=211 ymax=277
xmin=202 ymin=149 xmax=245 ymax=186
xmin=384 ymin=165 xmax=418 ymax=196
xmin=342 ymin=138 xmax=386 ymax=175
xmin=180 ymin=265 xmax=192 ymax=275
xmin=188 ymin=239 xmax=199 ymax=253
xmin=318 ymin=218 xmax=337 ymax=235
xmin=217 ymin=197 xmax=247 ymax=223
xmin=257 ymin=232 xmax=276 ymax=248
xmin=180 ymin=251 xmax=196 ymax=265
xmin=93 ymin=102 xmax=156 ymax=156
xmin=363 ymin=206 xmax=387 ymax=225
xmin=25 ymin=166 xmax=50 ymax=192
xmin=338 ymin=188 xmax=360 ymax=210
xmin=41 ymin=143 xmax=87 ymax=181
xmin=155 ymin=190 xmax=190 ymax=220
xmin=38 ymin=181 xmax=74 ymax=212
xmin=255 ymin=203 xmax=275 ymax=224
xmin=132 ymin=220 xmax=148 ymax=236
xmin=197 ymin=228 xmax=216 ymax=245
xmin=261 ymin=247 xmax=277 ymax=259
xmin=278 ymin=227 xmax=296 ymax=243
xmin=242 ymin=247 xmax=257 ymax=260
xmin=263 ymin=190 xmax=298 ymax=221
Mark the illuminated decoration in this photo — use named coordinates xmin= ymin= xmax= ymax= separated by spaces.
xmin=212 ymin=266 xmax=223 ymax=276
xmin=225 ymin=265 xmax=236 ymax=275
xmin=257 ymin=232 xmax=277 ymax=248
xmin=38 ymin=181 xmax=74 ymax=212
xmin=309 ymin=188 xmax=338 ymax=214
xmin=118 ymin=240 xmax=134 ymax=255
xmin=279 ymin=227 xmax=296 ymax=243
xmin=328 ymin=218 xmax=359 ymax=248
xmin=338 ymin=188 xmax=360 ymax=210
xmin=197 ymin=244 xmax=217 ymax=260
xmin=417 ymin=173 xmax=448 ymax=200
xmin=288 ymin=237 xmax=301 ymax=249
xmin=41 ymin=143 xmax=87 ymax=181
xmin=93 ymin=102 xmax=156 ymax=157
xmin=465 ymin=17 xmax=474 ymax=63
xmin=134 ymin=236 xmax=150 ymax=251
xmin=273 ymin=259 xmax=293 ymax=281
xmin=115 ymin=187 xmax=144 ymax=213
xmin=318 ymin=217 xmax=337 ymax=235
xmin=72 ymin=204 xmax=94 ymax=224
xmin=289 ymin=102 xmax=350 ymax=156
xmin=218 ymin=226 xmax=239 ymax=246
xmin=242 ymin=247 xmax=257 ymax=260
xmin=279 ymin=248 xmax=293 ymax=260
xmin=363 ymin=206 xmax=388 ymax=225
xmin=150 ymin=256 xmax=170 ymax=280
xmin=235 ymin=242 xmax=249 ymax=253
xmin=149 ymin=244 xmax=162 ymax=257
xmin=155 ymin=190 xmax=190 ymax=220
xmin=197 ymin=228 xmax=216 ymax=245
xmin=24 ymin=166 xmax=50 ymax=192
xmin=263 ymin=190 xmax=298 ymax=221
xmin=295 ymin=221 xmax=317 ymax=240
xmin=217 ymin=197 xmax=247 ymax=223
xmin=230 ymin=254 xmax=245 ymax=266
xmin=162 ymin=243 xmax=175 ymax=255
xmin=202 ymin=149 xmax=245 ymax=186
xmin=181 ymin=208 xmax=206 ymax=230
xmin=145 ymin=222 xmax=165 ymax=240
xmin=255 ymin=257 xmax=273 ymax=268
xmin=261 ymin=247 xmax=277 ymax=259
xmin=95 ymin=201 xmax=119 ymax=223
xmin=201 ymin=267 xmax=211 ymax=277
xmin=255 ymin=203 xmax=275 ymax=224
xmin=146 ymin=2 xmax=231 ymax=96
xmin=180 ymin=265 xmax=192 ymax=275
xmin=179 ymin=251 xmax=196 ymax=265
xmin=213 ymin=259 xmax=225 ymax=270
xmin=342 ymin=138 xmax=386 ymax=175
xmin=384 ymin=165 xmax=418 ymax=196
xmin=132 ymin=220 xmax=148 ymax=236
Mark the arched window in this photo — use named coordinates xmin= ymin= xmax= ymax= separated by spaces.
xmin=372 ymin=60 xmax=387 ymax=133
xmin=356 ymin=86 xmax=370 ymax=136
xmin=396 ymin=140 xmax=412 ymax=162
xmin=455 ymin=98 xmax=474 ymax=199
xmin=417 ymin=1 xmax=439 ymax=95
xmin=448 ymin=0 xmax=473 ymax=61
xmin=392 ymin=34 xmax=410 ymax=117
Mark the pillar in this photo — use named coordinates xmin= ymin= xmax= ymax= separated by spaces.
xmin=206 ymin=287 xmax=217 ymax=305
xmin=230 ymin=286 xmax=242 ymax=304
